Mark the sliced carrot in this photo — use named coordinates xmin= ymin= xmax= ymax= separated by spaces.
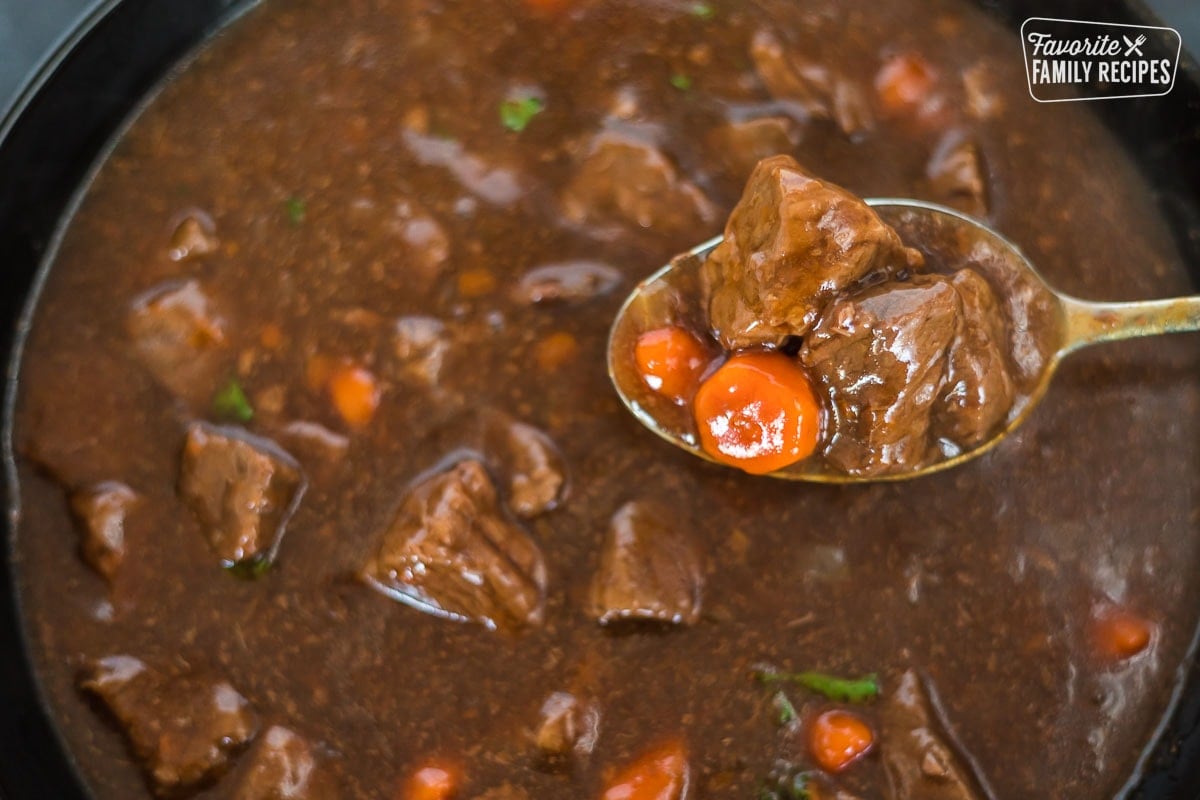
xmin=692 ymin=351 xmax=822 ymax=474
xmin=535 ymin=331 xmax=580 ymax=372
xmin=874 ymin=53 xmax=938 ymax=118
xmin=634 ymin=326 xmax=711 ymax=404
xmin=328 ymin=364 xmax=381 ymax=428
xmin=457 ymin=268 xmax=497 ymax=298
xmin=809 ymin=709 xmax=873 ymax=774
xmin=600 ymin=739 xmax=690 ymax=800
xmin=1091 ymin=604 xmax=1155 ymax=660
xmin=402 ymin=764 xmax=458 ymax=800
xmin=259 ymin=323 xmax=284 ymax=350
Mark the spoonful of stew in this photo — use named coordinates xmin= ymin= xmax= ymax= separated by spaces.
xmin=608 ymin=155 xmax=1200 ymax=482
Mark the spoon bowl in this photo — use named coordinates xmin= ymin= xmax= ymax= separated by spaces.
xmin=608 ymin=199 xmax=1200 ymax=483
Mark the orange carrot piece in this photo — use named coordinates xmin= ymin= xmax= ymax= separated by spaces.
xmin=809 ymin=709 xmax=874 ymax=774
xmin=457 ymin=268 xmax=497 ymax=298
xmin=402 ymin=764 xmax=457 ymax=800
xmin=535 ymin=331 xmax=580 ymax=372
xmin=874 ymin=53 xmax=938 ymax=117
xmin=600 ymin=739 xmax=690 ymax=800
xmin=1092 ymin=604 xmax=1155 ymax=660
xmin=634 ymin=326 xmax=711 ymax=403
xmin=328 ymin=364 xmax=381 ymax=428
xmin=692 ymin=350 xmax=822 ymax=474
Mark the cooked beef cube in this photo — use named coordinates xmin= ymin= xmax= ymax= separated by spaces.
xmin=392 ymin=316 xmax=451 ymax=387
xmin=167 ymin=209 xmax=219 ymax=262
xmin=934 ymin=270 xmax=1015 ymax=447
xmin=179 ymin=424 xmax=306 ymax=567
xmin=801 ymin=275 xmax=959 ymax=476
xmin=232 ymin=725 xmax=342 ymax=800
xmin=69 ymin=481 xmax=139 ymax=583
xmin=534 ymin=692 xmax=600 ymax=761
xmin=361 ymin=459 xmax=547 ymax=630
xmin=749 ymin=31 xmax=875 ymax=137
xmin=879 ymin=671 xmax=986 ymax=800
xmin=480 ymin=410 xmax=568 ymax=518
xmin=750 ymin=31 xmax=830 ymax=118
xmin=708 ymin=116 xmax=799 ymax=181
xmin=126 ymin=280 xmax=228 ymax=403
xmin=511 ymin=261 xmax=623 ymax=305
xmin=392 ymin=199 xmax=451 ymax=293
xmin=702 ymin=155 xmax=923 ymax=349
xmin=926 ymin=132 xmax=988 ymax=218
xmin=562 ymin=129 xmax=717 ymax=237
xmin=590 ymin=501 xmax=704 ymax=626
xmin=80 ymin=655 xmax=257 ymax=797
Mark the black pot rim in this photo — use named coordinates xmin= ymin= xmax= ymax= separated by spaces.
xmin=1 ymin=1 xmax=1199 ymax=798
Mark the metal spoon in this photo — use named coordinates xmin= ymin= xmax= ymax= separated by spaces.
xmin=608 ymin=198 xmax=1200 ymax=483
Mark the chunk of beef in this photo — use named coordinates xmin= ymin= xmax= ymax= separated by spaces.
xmin=126 ymin=280 xmax=227 ymax=403
xmin=589 ymin=501 xmax=704 ymax=626
xmin=880 ymin=671 xmax=987 ymax=800
xmin=934 ymin=270 xmax=1015 ymax=447
xmin=479 ymin=410 xmax=568 ymax=518
xmin=926 ymin=133 xmax=988 ymax=218
xmin=801 ymin=275 xmax=959 ymax=476
xmin=80 ymin=655 xmax=257 ymax=797
xmin=402 ymin=129 xmax=524 ymax=206
xmin=361 ymin=459 xmax=547 ymax=630
xmin=232 ymin=726 xmax=342 ymax=800
xmin=750 ymin=31 xmax=829 ymax=117
xmin=749 ymin=31 xmax=875 ymax=137
xmin=534 ymin=692 xmax=600 ymax=762
xmin=168 ymin=209 xmax=220 ymax=262
xmin=703 ymin=155 xmax=923 ymax=349
xmin=69 ymin=481 xmax=139 ymax=583
xmin=511 ymin=261 xmax=622 ymax=305
xmin=562 ymin=129 xmax=717 ymax=237
xmin=708 ymin=116 xmax=799 ymax=181
xmin=179 ymin=424 xmax=306 ymax=567
xmin=391 ymin=200 xmax=450 ymax=293
xmin=392 ymin=316 xmax=451 ymax=387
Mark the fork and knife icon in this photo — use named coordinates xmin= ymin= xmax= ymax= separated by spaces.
xmin=1123 ymin=33 xmax=1147 ymax=56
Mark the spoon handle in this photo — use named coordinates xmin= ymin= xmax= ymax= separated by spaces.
xmin=1059 ymin=294 xmax=1200 ymax=354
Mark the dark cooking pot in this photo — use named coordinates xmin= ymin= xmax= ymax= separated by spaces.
xmin=1 ymin=0 xmax=1198 ymax=797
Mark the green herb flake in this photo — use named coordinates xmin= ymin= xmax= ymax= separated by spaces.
xmin=670 ymin=73 xmax=693 ymax=91
xmin=785 ymin=772 xmax=814 ymax=800
xmin=500 ymin=96 xmax=545 ymax=132
xmin=690 ymin=2 xmax=715 ymax=19
xmin=212 ymin=379 xmax=255 ymax=423
xmin=772 ymin=690 xmax=798 ymax=725
xmin=756 ymin=669 xmax=880 ymax=704
xmin=226 ymin=556 xmax=272 ymax=580
xmin=284 ymin=196 xmax=307 ymax=226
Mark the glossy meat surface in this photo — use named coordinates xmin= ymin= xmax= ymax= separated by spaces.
xmin=9 ymin=0 xmax=1200 ymax=798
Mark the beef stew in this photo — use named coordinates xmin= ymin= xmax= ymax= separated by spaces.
xmin=8 ymin=0 xmax=1200 ymax=798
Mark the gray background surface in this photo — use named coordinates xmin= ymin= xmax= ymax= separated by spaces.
xmin=0 ymin=0 xmax=1197 ymax=113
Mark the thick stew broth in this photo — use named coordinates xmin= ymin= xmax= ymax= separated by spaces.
xmin=10 ymin=0 xmax=1200 ymax=798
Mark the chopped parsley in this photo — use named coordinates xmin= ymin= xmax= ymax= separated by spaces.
xmin=500 ymin=96 xmax=545 ymax=132
xmin=212 ymin=379 xmax=254 ymax=423
xmin=226 ymin=556 xmax=272 ymax=580
xmin=756 ymin=668 xmax=880 ymax=704
xmin=284 ymin=196 xmax=307 ymax=226
xmin=670 ymin=73 xmax=693 ymax=91
xmin=759 ymin=769 xmax=815 ymax=800
xmin=690 ymin=2 xmax=715 ymax=19
xmin=772 ymin=690 xmax=798 ymax=725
